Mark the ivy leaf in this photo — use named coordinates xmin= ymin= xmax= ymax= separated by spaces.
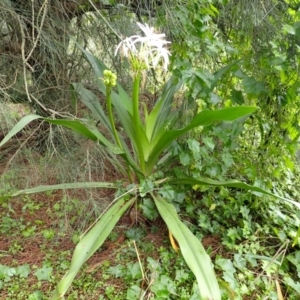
xmin=125 ymin=227 xmax=145 ymax=241
xmin=28 ymin=291 xmax=44 ymax=300
xmin=16 ymin=264 xmax=30 ymax=278
xmin=233 ymin=254 xmax=247 ymax=271
xmin=126 ymin=285 xmax=143 ymax=300
xmin=179 ymin=152 xmax=191 ymax=166
xmin=34 ymin=266 xmax=52 ymax=281
xmin=151 ymin=275 xmax=176 ymax=298
xmin=188 ymin=139 xmax=200 ymax=153
xmin=231 ymin=89 xmax=244 ymax=104
xmin=127 ymin=262 xmax=142 ymax=279
xmin=109 ymin=265 xmax=124 ymax=278
xmin=203 ymin=136 xmax=215 ymax=151
xmin=222 ymin=151 xmax=234 ymax=168
xmin=209 ymin=93 xmax=221 ymax=105
xmin=216 ymin=258 xmax=237 ymax=290
xmin=242 ymin=77 xmax=266 ymax=96
xmin=206 ymin=166 xmax=219 ymax=177
xmin=7 ymin=267 xmax=17 ymax=277
xmin=283 ymin=24 xmax=295 ymax=35
xmin=139 ymin=179 xmax=154 ymax=197
xmin=0 ymin=265 xmax=10 ymax=279
xmin=140 ymin=198 xmax=158 ymax=220
xmin=217 ymin=258 xmax=236 ymax=274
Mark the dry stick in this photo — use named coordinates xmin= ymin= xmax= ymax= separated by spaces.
xmin=25 ymin=0 xmax=48 ymax=64
xmin=250 ymin=240 xmax=289 ymax=300
xmin=258 ymin=0 xmax=278 ymax=24
xmin=31 ymin=0 xmax=35 ymax=42
xmin=0 ymin=70 xmax=19 ymax=100
xmin=17 ymin=3 xmax=79 ymax=118
xmin=87 ymin=0 xmax=121 ymax=40
xmin=18 ymin=0 xmax=57 ymax=115
xmin=0 ymin=70 xmax=18 ymax=91
xmin=18 ymin=14 xmax=34 ymax=103
xmin=17 ymin=15 xmax=74 ymax=118
xmin=133 ymin=240 xmax=145 ymax=280
xmin=132 ymin=240 xmax=151 ymax=300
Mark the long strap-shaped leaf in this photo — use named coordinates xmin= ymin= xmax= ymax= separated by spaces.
xmin=0 ymin=114 xmax=41 ymax=148
xmin=146 ymin=76 xmax=182 ymax=141
xmin=71 ymin=83 xmax=112 ymax=133
xmin=0 ymin=182 xmax=117 ymax=204
xmin=170 ymin=177 xmax=300 ymax=209
xmin=51 ymin=196 xmax=135 ymax=300
xmin=0 ymin=114 xmax=124 ymax=155
xmin=146 ymin=107 xmax=257 ymax=174
xmin=152 ymin=193 xmax=221 ymax=300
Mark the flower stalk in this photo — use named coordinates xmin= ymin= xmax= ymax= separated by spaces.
xmin=103 ymin=70 xmax=122 ymax=150
xmin=132 ymin=73 xmax=146 ymax=173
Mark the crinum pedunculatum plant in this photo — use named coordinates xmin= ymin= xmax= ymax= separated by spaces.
xmin=1 ymin=22 xmax=299 ymax=300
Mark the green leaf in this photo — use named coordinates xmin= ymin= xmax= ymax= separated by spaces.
xmin=169 ymin=177 xmax=300 ymax=209
xmin=0 ymin=113 xmax=124 ymax=155
xmin=0 ymin=265 xmax=10 ymax=279
xmin=117 ymin=82 xmax=133 ymax=114
xmin=146 ymin=107 xmax=257 ymax=174
xmin=152 ymin=193 xmax=221 ymax=300
xmin=1 ymin=182 xmax=117 ymax=202
xmin=78 ymin=45 xmax=136 ymax=144
xmin=211 ymin=60 xmax=240 ymax=91
xmin=28 ymin=291 xmax=44 ymax=300
xmin=179 ymin=152 xmax=191 ymax=166
xmin=50 ymin=118 xmax=127 ymax=156
xmin=151 ymin=274 xmax=176 ymax=298
xmin=127 ymin=285 xmax=143 ymax=300
xmin=125 ymin=227 xmax=145 ymax=241
xmin=71 ymin=83 xmax=112 ymax=132
xmin=50 ymin=196 xmax=135 ymax=299
xmin=0 ymin=114 xmax=42 ymax=148
xmin=109 ymin=265 xmax=125 ymax=278
xmin=242 ymin=77 xmax=266 ymax=96
xmin=216 ymin=258 xmax=237 ymax=290
xmin=127 ymin=262 xmax=142 ymax=279
xmin=203 ymin=136 xmax=215 ymax=151
xmin=146 ymin=76 xmax=182 ymax=141
xmin=16 ymin=264 xmax=30 ymax=278
xmin=187 ymin=138 xmax=200 ymax=153
xmin=34 ymin=265 xmax=52 ymax=281
xmin=222 ymin=151 xmax=234 ymax=167
xmin=140 ymin=198 xmax=158 ymax=220
xmin=283 ymin=24 xmax=296 ymax=35
xmin=231 ymin=89 xmax=245 ymax=104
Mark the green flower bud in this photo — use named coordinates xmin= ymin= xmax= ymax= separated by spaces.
xmin=102 ymin=70 xmax=117 ymax=87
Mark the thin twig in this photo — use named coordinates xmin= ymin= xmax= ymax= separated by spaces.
xmin=25 ymin=0 xmax=49 ymax=64
xmin=88 ymin=0 xmax=121 ymax=40
xmin=133 ymin=240 xmax=145 ymax=280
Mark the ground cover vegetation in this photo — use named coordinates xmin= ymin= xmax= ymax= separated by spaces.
xmin=1 ymin=0 xmax=300 ymax=299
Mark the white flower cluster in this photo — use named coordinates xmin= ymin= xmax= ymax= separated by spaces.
xmin=115 ymin=22 xmax=171 ymax=71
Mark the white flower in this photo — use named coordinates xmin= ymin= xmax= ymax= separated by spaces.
xmin=115 ymin=22 xmax=171 ymax=72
